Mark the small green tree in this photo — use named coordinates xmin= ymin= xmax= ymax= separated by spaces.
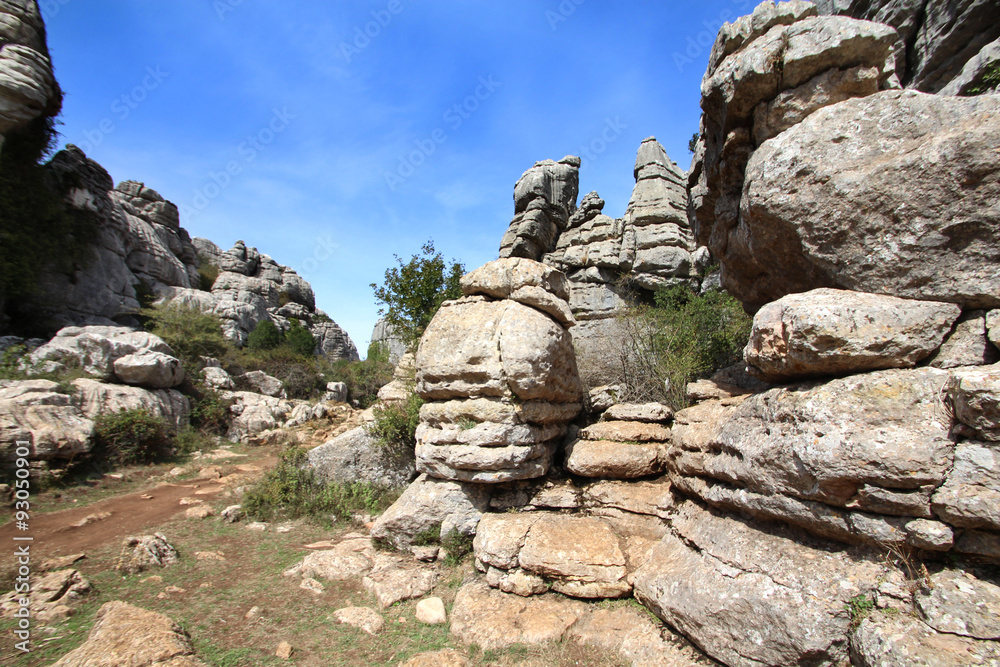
xmin=370 ymin=240 xmax=464 ymax=349
xmin=688 ymin=132 xmax=700 ymax=153
xmin=285 ymin=319 xmax=316 ymax=357
xmin=144 ymin=303 xmax=231 ymax=365
xmin=247 ymin=319 xmax=283 ymax=351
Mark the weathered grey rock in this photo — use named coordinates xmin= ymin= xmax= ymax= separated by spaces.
xmin=0 ymin=380 xmax=94 ymax=466
xmin=113 ymin=351 xmax=185 ymax=389
xmin=237 ymin=370 xmax=284 ymax=398
xmin=369 ymin=474 xmax=491 ymax=550
xmin=904 ymin=519 xmax=955 ymax=551
xmin=74 ymin=379 xmax=190 ymax=432
xmin=307 ymin=426 xmax=415 ymax=488
xmin=671 ymin=367 xmax=953 ymax=517
xmin=579 ymin=421 xmax=671 ymax=443
xmin=949 ymin=365 xmax=1000 ymax=441
xmin=48 ymin=601 xmax=209 ymax=667
xmin=915 ymin=569 xmax=1000 ymax=640
xmin=311 ymin=320 xmax=359 ymax=361
xmin=332 ymin=606 xmax=384 ymax=635
xmin=201 ymin=366 xmax=234 ymax=391
xmin=369 ymin=318 xmax=406 ymax=365
xmin=415 ymin=597 xmax=447 ymax=625
xmin=744 ymin=289 xmax=961 ymax=381
xmin=29 ymin=326 xmax=174 ymax=381
xmin=0 ymin=0 xmax=60 ymax=152
xmin=222 ymin=391 xmax=296 ymax=443
xmin=0 ymin=568 xmax=90 ymax=624
xmin=362 ymin=554 xmax=438 ymax=608
xmin=816 ymin=0 xmax=1000 ymax=93
xmin=564 ymin=440 xmax=665 ymax=479
xmin=850 ymin=609 xmax=1000 ymax=667
xmin=449 ymin=579 xmax=589 ymax=650
xmin=499 ymin=157 xmax=580 ymax=260
xmin=633 ymin=500 xmax=888 ymax=667
xmin=114 ymin=533 xmax=178 ymax=575
xmin=734 ymin=91 xmax=1000 ymax=311
xmin=602 ymin=402 xmax=673 ymax=423
xmin=929 ymin=311 xmax=1000 ymax=369
xmin=285 ymin=536 xmax=374 ymax=581
xmin=941 ymin=36 xmax=1000 ymax=96
xmin=931 ymin=441 xmax=1000 ymax=532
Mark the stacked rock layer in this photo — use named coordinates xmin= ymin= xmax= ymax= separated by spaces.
xmin=413 ymin=258 xmax=583 ymax=483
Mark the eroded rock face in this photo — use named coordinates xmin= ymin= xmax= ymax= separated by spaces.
xmin=744 ymin=288 xmax=961 ymax=381
xmin=735 ymin=91 xmax=1000 ymax=311
xmin=0 ymin=380 xmax=94 ymax=467
xmin=0 ymin=0 xmax=60 ymax=155
xmin=499 ymin=157 xmax=580 ymax=260
xmin=474 ymin=513 xmax=631 ymax=599
xmin=74 ymin=378 xmax=190 ymax=433
xmin=414 ymin=259 xmax=582 ymax=483
xmin=633 ymin=500 xmax=889 ymax=667
xmin=851 ymin=609 xmax=1000 ymax=667
xmin=815 ymin=0 xmax=1000 ymax=93
xmin=690 ymin=4 xmax=897 ymax=287
xmin=307 ymin=426 xmax=416 ymax=489
xmin=369 ymin=474 xmax=491 ymax=550
xmin=48 ymin=601 xmax=208 ymax=667
xmin=670 ymin=368 xmax=959 ymax=549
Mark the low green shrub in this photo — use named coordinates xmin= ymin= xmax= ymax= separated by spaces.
xmin=325 ymin=343 xmax=394 ymax=407
xmin=93 ymin=408 xmax=172 ymax=466
xmin=367 ymin=391 xmax=423 ymax=450
xmin=196 ymin=253 xmax=220 ymax=291
xmin=615 ymin=283 xmax=751 ymax=410
xmin=247 ymin=319 xmax=283 ymax=351
xmin=143 ymin=303 xmax=231 ymax=366
xmin=284 ymin=318 xmax=317 ymax=357
xmin=441 ymin=529 xmax=474 ymax=566
xmin=242 ymin=446 xmax=400 ymax=523
xmin=188 ymin=385 xmax=234 ymax=436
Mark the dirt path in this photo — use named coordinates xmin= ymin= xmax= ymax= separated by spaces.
xmin=0 ymin=452 xmax=276 ymax=572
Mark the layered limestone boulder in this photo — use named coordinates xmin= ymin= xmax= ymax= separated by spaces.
xmin=633 ymin=500 xmax=892 ymax=667
xmin=0 ymin=0 xmax=61 ymax=157
xmin=736 ymin=90 xmax=1000 ymax=311
xmin=499 ymin=157 xmax=580 ymax=260
xmin=0 ymin=379 xmax=94 ymax=467
xmin=815 ymin=0 xmax=1000 ymax=93
xmin=29 ymin=325 xmax=185 ymax=388
xmin=689 ymin=2 xmax=900 ymax=309
xmin=537 ymin=138 xmax=707 ymax=385
xmin=307 ymin=426 xmax=416 ymax=489
xmin=413 ymin=258 xmax=583 ymax=483
xmin=163 ymin=239 xmax=357 ymax=358
xmin=744 ymin=288 xmax=962 ymax=381
xmin=473 ymin=513 xmax=632 ymax=599
xmin=564 ymin=406 xmax=672 ymax=479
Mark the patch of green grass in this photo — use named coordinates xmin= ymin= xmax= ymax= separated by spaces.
xmin=441 ymin=530 xmax=474 ymax=567
xmin=242 ymin=446 xmax=401 ymax=524
xmin=846 ymin=593 xmax=875 ymax=629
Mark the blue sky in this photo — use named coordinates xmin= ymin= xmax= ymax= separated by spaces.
xmin=41 ymin=0 xmax=761 ymax=353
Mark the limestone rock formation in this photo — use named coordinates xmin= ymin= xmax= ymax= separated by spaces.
xmin=0 ymin=0 xmax=60 ymax=158
xmin=744 ymin=288 xmax=962 ymax=381
xmin=814 ymin=0 xmax=1000 ymax=93
xmin=48 ymin=601 xmax=208 ymax=667
xmin=737 ymin=91 xmax=1000 ymax=311
xmin=0 ymin=379 xmax=94 ymax=467
xmin=633 ymin=500 xmax=891 ymax=667
xmin=689 ymin=3 xmax=900 ymax=310
xmin=370 ymin=318 xmax=406 ymax=365
xmin=73 ymin=379 xmax=190 ymax=432
xmin=413 ymin=258 xmax=583 ymax=483
xmin=307 ymin=426 xmax=416 ymax=488
xmin=499 ymin=156 xmax=580 ymax=260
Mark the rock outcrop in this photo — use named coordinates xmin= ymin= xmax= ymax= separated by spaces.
xmin=48 ymin=601 xmax=208 ymax=667
xmin=0 ymin=0 xmax=60 ymax=158
xmin=499 ymin=157 xmax=580 ymax=260
xmin=413 ymin=258 xmax=583 ymax=483
xmin=737 ymin=90 xmax=1000 ymax=311
xmin=814 ymin=0 xmax=1000 ymax=93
